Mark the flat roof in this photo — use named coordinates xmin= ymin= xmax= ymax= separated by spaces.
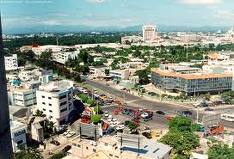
xmin=121 ymin=140 xmax=172 ymax=159
xmin=152 ymin=68 xmax=232 ymax=80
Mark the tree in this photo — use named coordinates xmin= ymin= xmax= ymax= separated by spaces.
xmin=169 ymin=116 xmax=193 ymax=132
xmin=135 ymin=69 xmax=150 ymax=85
xmin=160 ymin=131 xmax=199 ymax=158
xmin=208 ymin=144 xmax=234 ymax=159
xmin=160 ymin=116 xmax=200 ymax=158
xmin=105 ymin=69 xmax=110 ymax=75
xmin=49 ymin=152 xmax=66 ymax=159
xmin=93 ymin=104 xmax=102 ymax=114
xmin=91 ymin=114 xmax=101 ymax=124
xmin=14 ymin=148 xmax=43 ymax=159
xmin=34 ymin=110 xmax=45 ymax=117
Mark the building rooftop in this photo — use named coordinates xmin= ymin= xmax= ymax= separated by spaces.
xmin=121 ymin=140 xmax=172 ymax=159
xmin=10 ymin=120 xmax=26 ymax=131
xmin=39 ymin=80 xmax=73 ymax=93
xmin=152 ymin=68 xmax=232 ymax=80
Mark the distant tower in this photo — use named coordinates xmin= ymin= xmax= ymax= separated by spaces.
xmin=0 ymin=14 xmax=13 ymax=158
xmin=142 ymin=25 xmax=157 ymax=42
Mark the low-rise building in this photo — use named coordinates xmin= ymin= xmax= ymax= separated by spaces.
xmin=35 ymin=80 xmax=74 ymax=127
xmin=151 ymin=64 xmax=232 ymax=95
xmin=8 ymin=87 xmax=37 ymax=107
xmin=31 ymin=117 xmax=45 ymax=143
xmin=4 ymin=54 xmax=18 ymax=71
xmin=10 ymin=120 xmax=27 ymax=152
xmin=52 ymin=50 xmax=79 ymax=65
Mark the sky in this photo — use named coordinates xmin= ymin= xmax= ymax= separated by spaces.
xmin=1 ymin=0 xmax=234 ymax=33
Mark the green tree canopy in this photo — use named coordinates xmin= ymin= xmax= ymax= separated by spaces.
xmin=208 ymin=144 xmax=234 ymax=159
xmin=14 ymin=148 xmax=43 ymax=159
xmin=91 ymin=114 xmax=102 ymax=124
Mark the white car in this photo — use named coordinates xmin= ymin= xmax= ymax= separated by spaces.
xmin=104 ymin=113 xmax=109 ymax=117
xmin=141 ymin=113 xmax=148 ymax=118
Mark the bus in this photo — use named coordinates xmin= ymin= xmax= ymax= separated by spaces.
xmin=221 ymin=114 xmax=234 ymax=122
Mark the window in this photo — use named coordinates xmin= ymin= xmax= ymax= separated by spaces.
xmin=42 ymin=96 xmax=45 ymax=98
xmin=49 ymin=103 xmax=52 ymax=106
xmin=17 ymin=140 xmax=23 ymax=145
xmin=59 ymin=94 xmax=67 ymax=100
xmin=42 ymin=102 xmax=45 ymax=105
xmin=43 ymin=108 xmax=46 ymax=111
xmin=48 ymin=97 xmax=52 ymax=99
xmin=49 ymin=110 xmax=53 ymax=113
xmin=60 ymin=101 xmax=67 ymax=106
xmin=60 ymin=107 xmax=67 ymax=113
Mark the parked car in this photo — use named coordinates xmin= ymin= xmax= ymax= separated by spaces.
xmin=50 ymin=140 xmax=60 ymax=146
xmin=62 ymin=145 xmax=72 ymax=152
xmin=155 ymin=110 xmax=166 ymax=116
xmin=180 ymin=110 xmax=193 ymax=117
xmin=205 ymin=107 xmax=214 ymax=111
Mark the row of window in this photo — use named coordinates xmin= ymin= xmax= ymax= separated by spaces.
xmin=42 ymin=96 xmax=52 ymax=100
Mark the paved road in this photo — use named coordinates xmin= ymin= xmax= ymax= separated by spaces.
xmin=85 ymin=79 xmax=234 ymax=129
xmin=86 ymin=80 xmax=190 ymax=113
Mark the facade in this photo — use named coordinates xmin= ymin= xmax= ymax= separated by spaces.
xmin=10 ymin=120 xmax=27 ymax=152
xmin=31 ymin=117 xmax=45 ymax=143
xmin=36 ymin=80 xmax=74 ymax=127
xmin=52 ymin=50 xmax=79 ymax=64
xmin=151 ymin=65 xmax=232 ymax=95
xmin=142 ymin=25 xmax=157 ymax=42
xmin=8 ymin=87 xmax=37 ymax=107
xmin=121 ymin=35 xmax=142 ymax=44
xmin=4 ymin=54 xmax=18 ymax=71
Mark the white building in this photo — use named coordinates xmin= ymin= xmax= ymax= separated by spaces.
xmin=121 ymin=35 xmax=143 ymax=44
xmin=31 ymin=117 xmax=45 ymax=143
xmin=36 ymin=80 xmax=74 ymax=127
xmin=52 ymin=50 xmax=79 ymax=65
xmin=10 ymin=120 xmax=27 ymax=152
xmin=8 ymin=87 xmax=37 ymax=107
xmin=4 ymin=54 xmax=18 ymax=71
xmin=143 ymin=25 xmax=158 ymax=42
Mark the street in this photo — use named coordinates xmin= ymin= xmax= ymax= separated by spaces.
xmin=85 ymin=79 xmax=234 ymax=129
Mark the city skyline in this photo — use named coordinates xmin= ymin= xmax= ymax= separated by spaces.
xmin=1 ymin=0 xmax=234 ymax=33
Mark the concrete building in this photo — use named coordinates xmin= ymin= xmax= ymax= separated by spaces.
xmin=151 ymin=64 xmax=232 ymax=95
xmin=8 ymin=87 xmax=37 ymax=107
xmin=52 ymin=50 xmax=79 ymax=65
xmin=121 ymin=35 xmax=142 ymax=44
xmin=143 ymin=25 xmax=158 ymax=42
xmin=4 ymin=54 xmax=18 ymax=71
xmin=31 ymin=117 xmax=45 ymax=143
xmin=36 ymin=80 xmax=74 ymax=127
xmin=89 ymin=66 xmax=108 ymax=78
xmin=10 ymin=120 xmax=27 ymax=152
xmin=0 ymin=15 xmax=13 ymax=158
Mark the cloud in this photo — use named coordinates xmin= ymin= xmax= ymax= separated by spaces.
xmin=86 ymin=0 xmax=106 ymax=4
xmin=178 ymin=0 xmax=222 ymax=5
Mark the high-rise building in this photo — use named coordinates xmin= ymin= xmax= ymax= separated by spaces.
xmin=0 ymin=14 xmax=13 ymax=158
xmin=142 ymin=25 xmax=157 ymax=42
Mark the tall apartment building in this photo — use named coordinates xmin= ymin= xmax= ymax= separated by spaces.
xmin=36 ymin=80 xmax=74 ymax=127
xmin=142 ymin=25 xmax=157 ymax=42
xmin=151 ymin=64 xmax=232 ymax=95
xmin=4 ymin=54 xmax=18 ymax=71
